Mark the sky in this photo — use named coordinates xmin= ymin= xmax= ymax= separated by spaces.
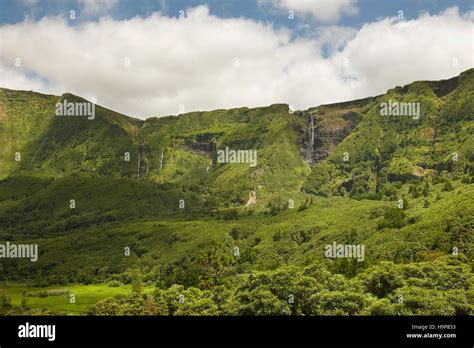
xmin=0 ymin=0 xmax=473 ymax=118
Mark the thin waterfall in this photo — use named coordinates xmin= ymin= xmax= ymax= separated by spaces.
xmin=137 ymin=151 xmax=141 ymax=179
xmin=159 ymin=148 xmax=164 ymax=170
xmin=306 ymin=115 xmax=315 ymax=162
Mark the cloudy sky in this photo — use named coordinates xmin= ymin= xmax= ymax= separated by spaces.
xmin=0 ymin=0 xmax=473 ymax=118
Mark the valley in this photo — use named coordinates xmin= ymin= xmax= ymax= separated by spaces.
xmin=0 ymin=69 xmax=472 ymax=316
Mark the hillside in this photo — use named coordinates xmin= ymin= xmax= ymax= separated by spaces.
xmin=2 ymin=70 xmax=472 ymax=202
xmin=0 ymin=69 xmax=472 ymax=316
xmin=0 ymin=89 xmax=142 ymax=179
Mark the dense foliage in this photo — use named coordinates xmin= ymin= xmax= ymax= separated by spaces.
xmin=0 ymin=70 xmax=472 ymax=316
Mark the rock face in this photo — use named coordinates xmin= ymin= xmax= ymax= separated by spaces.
xmin=245 ymin=191 xmax=256 ymax=206
xmin=299 ymin=108 xmax=362 ymax=167
xmin=183 ymin=132 xmax=220 ymax=155
xmin=427 ymin=75 xmax=459 ymax=98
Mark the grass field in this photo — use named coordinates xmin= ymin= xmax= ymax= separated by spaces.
xmin=0 ymin=283 xmax=154 ymax=315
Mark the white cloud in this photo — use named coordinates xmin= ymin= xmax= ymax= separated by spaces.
xmin=271 ymin=0 xmax=358 ymax=22
xmin=332 ymin=7 xmax=474 ymax=92
xmin=78 ymin=0 xmax=118 ymax=15
xmin=0 ymin=6 xmax=472 ymax=118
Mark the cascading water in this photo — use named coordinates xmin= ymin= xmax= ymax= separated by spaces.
xmin=137 ymin=151 xmax=141 ymax=179
xmin=306 ymin=115 xmax=315 ymax=163
xmin=159 ymin=148 xmax=164 ymax=170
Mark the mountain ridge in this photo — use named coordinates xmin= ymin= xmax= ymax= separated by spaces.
xmin=1 ymin=69 xmax=473 ymax=205
xmin=1 ymin=67 xmax=471 ymax=121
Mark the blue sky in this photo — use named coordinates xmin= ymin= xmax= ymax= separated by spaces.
xmin=2 ymin=0 xmax=473 ymax=32
xmin=0 ymin=0 xmax=472 ymax=117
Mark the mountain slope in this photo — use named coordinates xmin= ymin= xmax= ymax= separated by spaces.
xmin=2 ymin=69 xmax=472 ymax=205
xmin=302 ymin=68 xmax=473 ymax=198
xmin=0 ymin=89 xmax=142 ymax=179
xmin=0 ymin=70 xmax=472 ymax=313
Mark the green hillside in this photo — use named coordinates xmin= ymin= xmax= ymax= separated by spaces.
xmin=0 ymin=70 xmax=472 ymax=316
xmin=302 ymin=69 xmax=473 ymax=198
xmin=0 ymin=89 xmax=142 ymax=179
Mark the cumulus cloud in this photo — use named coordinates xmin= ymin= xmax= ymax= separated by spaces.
xmin=0 ymin=5 xmax=472 ymax=118
xmin=271 ymin=0 xmax=358 ymax=22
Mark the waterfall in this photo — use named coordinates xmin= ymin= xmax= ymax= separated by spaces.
xmin=306 ymin=116 xmax=315 ymax=162
xmin=137 ymin=151 xmax=141 ymax=179
xmin=159 ymin=148 xmax=164 ymax=170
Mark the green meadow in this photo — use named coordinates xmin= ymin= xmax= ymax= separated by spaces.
xmin=1 ymin=283 xmax=154 ymax=315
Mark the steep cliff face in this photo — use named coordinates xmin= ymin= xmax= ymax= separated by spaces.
xmin=301 ymin=69 xmax=474 ymax=198
xmin=298 ymin=104 xmax=366 ymax=167
xmin=183 ymin=132 xmax=220 ymax=156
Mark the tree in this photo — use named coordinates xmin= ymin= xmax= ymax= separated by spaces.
xmin=88 ymin=298 xmax=123 ymax=315
xmin=174 ymin=296 xmax=219 ymax=316
xmin=359 ymin=261 xmax=404 ymax=298
xmin=1 ymin=292 xmax=12 ymax=310
xmin=237 ymin=288 xmax=291 ymax=315
xmin=89 ymin=293 xmax=168 ymax=316
xmin=310 ymin=290 xmax=371 ymax=315
xmin=21 ymin=290 xmax=29 ymax=310
xmin=443 ymin=180 xmax=454 ymax=191
xmin=130 ymin=269 xmax=143 ymax=296
xmin=378 ymin=208 xmax=406 ymax=229
xmin=198 ymin=241 xmax=232 ymax=287
xmin=382 ymin=184 xmax=397 ymax=199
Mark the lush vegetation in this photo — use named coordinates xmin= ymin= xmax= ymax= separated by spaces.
xmin=2 ymin=255 xmax=471 ymax=316
xmin=0 ymin=70 xmax=472 ymax=316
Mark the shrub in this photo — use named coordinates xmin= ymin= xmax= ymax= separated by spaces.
xmin=443 ymin=180 xmax=454 ymax=191
xmin=107 ymin=280 xmax=122 ymax=287
xmin=378 ymin=208 xmax=406 ymax=229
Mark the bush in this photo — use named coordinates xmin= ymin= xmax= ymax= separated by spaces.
xmin=382 ymin=184 xmax=397 ymax=199
xmin=107 ymin=280 xmax=122 ymax=287
xmin=443 ymin=180 xmax=454 ymax=191
xmin=378 ymin=208 xmax=406 ymax=229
